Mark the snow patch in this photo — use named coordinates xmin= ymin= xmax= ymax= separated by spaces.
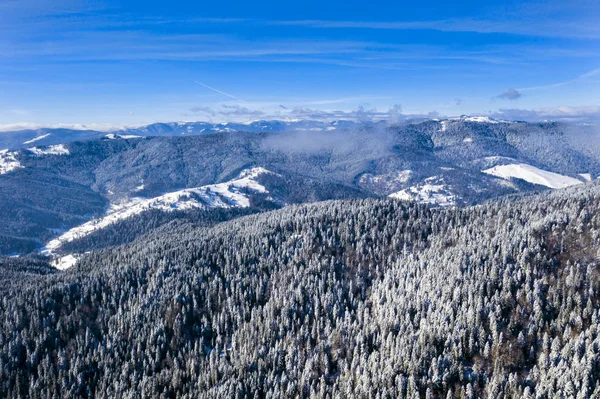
xmin=23 ymin=133 xmax=50 ymax=144
xmin=440 ymin=121 xmax=448 ymax=132
xmin=579 ymin=173 xmax=592 ymax=182
xmin=105 ymin=133 xmax=142 ymax=140
xmin=389 ymin=177 xmax=458 ymax=207
xmin=0 ymin=149 xmax=22 ymax=174
xmin=52 ymin=254 xmax=78 ymax=270
xmin=483 ymin=164 xmax=583 ymax=189
xmin=28 ymin=144 xmax=70 ymax=156
xmin=462 ymin=116 xmax=499 ymax=124
xmin=440 ymin=116 xmax=511 ymax=131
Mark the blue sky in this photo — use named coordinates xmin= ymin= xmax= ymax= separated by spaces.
xmin=0 ymin=0 xmax=599 ymax=129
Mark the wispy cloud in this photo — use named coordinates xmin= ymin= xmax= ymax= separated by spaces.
xmin=269 ymin=17 xmax=600 ymax=39
xmin=1 ymin=31 xmax=378 ymax=63
xmin=1 ymin=1 xmax=598 ymax=127
xmin=4 ymin=11 xmax=595 ymax=67
xmin=518 ymin=67 xmax=600 ymax=92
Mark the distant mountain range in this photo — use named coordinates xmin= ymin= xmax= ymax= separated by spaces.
xmin=0 ymin=120 xmax=364 ymax=150
xmin=1 ymin=117 xmax=598 ymax=259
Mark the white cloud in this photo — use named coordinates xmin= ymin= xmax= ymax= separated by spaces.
xmin=270 ymin=17 xmax=600 ymax=39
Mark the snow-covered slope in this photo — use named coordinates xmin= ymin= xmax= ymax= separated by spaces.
xmin=483 ymin=164 xmax=583 ymax=189
xmin=23 ymin=133 xmax=51 ymax=144
xmin=41 ymin=167 xmax=277 ymax=259
xmin=0 ymin=150 xmax=22 ymax=174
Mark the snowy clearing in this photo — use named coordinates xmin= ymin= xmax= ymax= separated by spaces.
xmin=52 ymin=254 xmax=79 ymax=270
xmin=389 ymin=177 xmax=457 ymax=207
xmin=483 ymin=164 xmax=583 ymax=189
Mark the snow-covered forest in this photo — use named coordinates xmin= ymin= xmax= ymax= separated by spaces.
xmin=2 ymin=182 xmax=600 ymax=398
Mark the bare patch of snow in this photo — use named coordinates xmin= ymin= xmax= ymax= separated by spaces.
xmin=483 ymin=164 xmax=583 ymax=189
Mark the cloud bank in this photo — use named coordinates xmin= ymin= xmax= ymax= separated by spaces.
xmin=492 ymin=105 xmax=600 ymax=123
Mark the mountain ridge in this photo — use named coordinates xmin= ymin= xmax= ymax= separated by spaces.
xmin=0 ymin=118 xmax=598 ymax=256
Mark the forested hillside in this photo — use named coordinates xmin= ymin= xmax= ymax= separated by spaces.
xmin=1 ymin=182 xmax=600 ymax=397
